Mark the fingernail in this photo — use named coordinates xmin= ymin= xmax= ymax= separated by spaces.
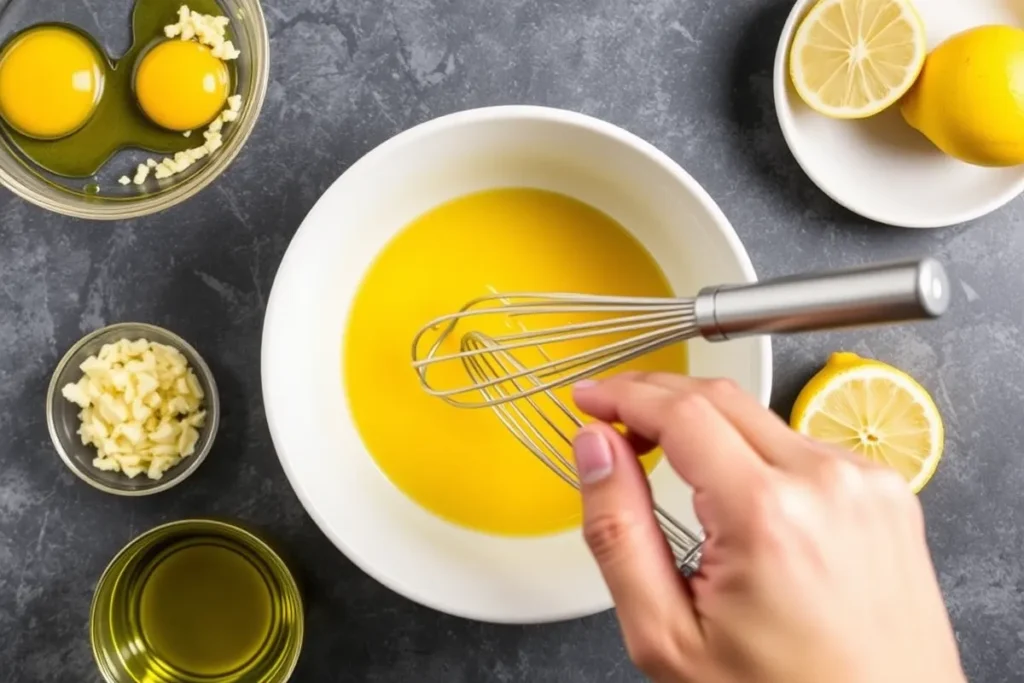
xmin=573 ymin=379 xmax=598 ymax=392
xmin=574 ymin=430 xmax=613 ymax=484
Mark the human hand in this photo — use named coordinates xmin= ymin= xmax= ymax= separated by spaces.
xmin=571 ymin=373 xmax=965 ymax=683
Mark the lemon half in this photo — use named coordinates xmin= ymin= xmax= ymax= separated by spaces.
xmin=789 ymin=0 xmax=926 ymax=119
xmin=791 ymin=352 xmax=943 ymax=492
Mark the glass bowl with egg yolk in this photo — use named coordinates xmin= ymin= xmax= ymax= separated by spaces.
xmin=344 ymin=188 xmax=688 ymax=537
xmin=0 ymin=1 xmax=242 ymax=178
xmin=0 ymin=0 xmax=268 ymax=219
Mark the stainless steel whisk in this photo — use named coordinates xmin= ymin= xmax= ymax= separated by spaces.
xmin=460 ymin=331 xmax=704 ymax=570
xmin=412 ymin=258 xmax=950 ymax=408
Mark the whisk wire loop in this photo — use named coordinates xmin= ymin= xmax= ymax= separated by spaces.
xmin=461 ymin=332 xmax=703 ymax=569
xmin=413 ymin=293 xmax=697 ymax=408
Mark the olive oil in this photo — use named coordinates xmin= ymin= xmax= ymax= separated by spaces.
xmin=0 ymin=0 xmax=235 ymax=178
xmin=91 ymin=520 xmax=303 ymax=683
xmin=139 ymin=540 xmax=273 ymax=676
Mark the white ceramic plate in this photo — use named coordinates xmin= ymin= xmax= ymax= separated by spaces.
xmin=775 ymin=0 xmax=1024 ymax=228
xmin=262 ymin=106 xmax=772 ymax=624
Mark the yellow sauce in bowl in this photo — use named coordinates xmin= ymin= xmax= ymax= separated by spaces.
xmin=345 ymin=188 xmax=686 ymax=536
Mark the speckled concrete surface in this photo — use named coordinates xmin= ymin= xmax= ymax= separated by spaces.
xmin=1 ymin=0 xmax=1022 ymax=681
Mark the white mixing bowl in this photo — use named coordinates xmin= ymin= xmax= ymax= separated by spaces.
xmin=262 ymin=106 xmax=772 ymax=624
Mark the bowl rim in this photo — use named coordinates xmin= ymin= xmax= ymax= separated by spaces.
xmin=89 ymin=517 xmax=304 ymax=683
xmin=262 ymin=104 xmax=774 ymax=622
xmin=772 ymin=0 xmax=1024 ymax=229
xmin=46 ymin=321 xmax=221 ymax=496
xmin=0 ymin=0 xmax=270 ymax=220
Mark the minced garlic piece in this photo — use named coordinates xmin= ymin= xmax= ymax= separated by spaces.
xmin=144 ymin=97 xmax=241 ymax=182
xmin=164 ymin=5 xmax=240 ymax=60
xmin=61 ymin=338 xmax=207 ymax=480
xmin=133 ymin=163 xmax=151 ymax=185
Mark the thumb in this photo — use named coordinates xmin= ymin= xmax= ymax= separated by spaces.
xmin=574 ymin=423 xmax=699 ymax=653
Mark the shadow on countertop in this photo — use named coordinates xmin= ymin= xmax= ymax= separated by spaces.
xmin=722 ymin=0 xmax=870 ymax=229
xmin=285 ymin=527 xmax=629 ymax=682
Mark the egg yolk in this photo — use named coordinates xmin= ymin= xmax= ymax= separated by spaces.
xmin=0 ymin=26 xmax=104 ymax=139
xmin=135 ymin=40 xmax=229 ymax=131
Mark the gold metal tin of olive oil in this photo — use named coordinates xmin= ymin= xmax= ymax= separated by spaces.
xmin=91 ymin=519 xmax=303 ymax=683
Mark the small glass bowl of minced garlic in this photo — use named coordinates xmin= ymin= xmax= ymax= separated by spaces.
xmin=46 ymin=322 xmax=220 ymax=496
xmin=0 ymin=0 xmax=268 ymax=219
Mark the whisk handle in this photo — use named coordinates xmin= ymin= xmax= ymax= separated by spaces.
xmin=695 ymin=258 xmax=949 ymax=341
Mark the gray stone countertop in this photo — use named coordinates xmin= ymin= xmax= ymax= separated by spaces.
xmin=2 ymin=0 xmax=1023 ymax=681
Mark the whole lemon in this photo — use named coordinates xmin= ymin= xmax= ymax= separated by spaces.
xmin=901 ymin=25 xmax=1024 ymax=167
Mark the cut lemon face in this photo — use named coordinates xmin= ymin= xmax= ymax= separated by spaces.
xmin=789 ymin=0 xmax=926 ymax=119
xmin=791 ymin=352 xmax=943 ymax=492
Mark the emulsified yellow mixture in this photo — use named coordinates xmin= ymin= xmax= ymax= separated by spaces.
xmin=345 ymin=188 xmax=686 ymax=536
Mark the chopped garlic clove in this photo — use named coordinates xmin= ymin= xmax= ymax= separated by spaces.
xmin=178 ymin=425 xmax=199 ymax=457
xmin=80 ymin=355 xmax=108 ymax=378
xmin=185 ymin=372 xmax=204 ymax=399
xmin=149 ymin=420 xmax=177 ymax=444
xmin=118 ymin=454 xmax=142 ymax=467
xmin=136 ymin=372 xmax=159 ymax=397
xmin=167 ymin=396 xmax=190 ymax=415
xmin=110 ymin=369 xmax=130 ymax=391
xmin=120 ymin=422 xmax=144 ymax=446
xmin=150 ymin=444 xmax=179 ymax=457
xmin=90 ymin=415 xmax=109 ymax=440
xmin=146 ymin=460 xmax=165 ymax=479
xmin=98 ymin=394 xmax=129 ymax=425
xmin=122 ymin=464 xmax=145 ymax=478
xmin=61 ymin=382 xmax=91 ymax=408
xmin=131 ymin=397 xmax=152 ymax=423
xmin=133 ymin=165 xmax=150 ymax=185
xmin=93 ymin=457 xmax=120 ymax=471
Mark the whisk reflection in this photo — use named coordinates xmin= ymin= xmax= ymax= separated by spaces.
xmin=460 ymin=331 xmax=703 ymax=571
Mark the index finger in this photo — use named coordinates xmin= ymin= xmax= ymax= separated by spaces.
xmin=573 ymin=377 xmax=770 ymax=530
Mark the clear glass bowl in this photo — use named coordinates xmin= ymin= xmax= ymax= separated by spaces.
xmin=0 ymin=0 xmax=268 ymax=219
xmin=46 ymin=322 xmax=221 ymax=496
xmin=91 ymin=519 xmax=304 ymax=682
